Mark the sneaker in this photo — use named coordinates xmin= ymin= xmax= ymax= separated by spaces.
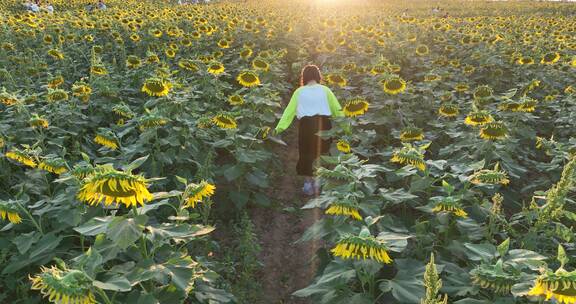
xmin=302 ymin=181 xmax=314 ymax=196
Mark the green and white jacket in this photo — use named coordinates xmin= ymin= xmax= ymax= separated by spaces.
xmin=274 ymin=84 xmax=344 ymax=134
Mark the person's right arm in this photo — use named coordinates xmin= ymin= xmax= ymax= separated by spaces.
xmin=274 ymin=89 xmax=299 ymax=134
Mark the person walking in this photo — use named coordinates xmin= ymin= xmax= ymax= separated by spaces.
xmin=274 ymin=65 xmax=344 ymax=196
xmin=97 ymin=0 xmax=107 ymax=10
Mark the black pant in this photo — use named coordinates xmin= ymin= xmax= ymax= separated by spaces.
xmin=297 ymin=115 xmax=332 ymax=176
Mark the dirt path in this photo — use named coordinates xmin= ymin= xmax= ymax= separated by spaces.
xmin=250 ymin=129 xmax=321 ymax=304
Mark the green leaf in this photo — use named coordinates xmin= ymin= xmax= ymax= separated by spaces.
xmin=379 ymin=188 xmax=419 ymax=204
xmin=147 ymin=223 xmax=214 ymax=244
xmin=463 ymin=243 xmax=496 ymax=262
xmin=506 ymin=249 xmax=546 ymax=266
xmin=558 ymin=244 xmax=569 ymax=267
xmin=106 ymin=215 xmax=148 ymax=249
xmin=124 ymin=155 xmax=149 ymax=172
xmin=441 ymin=180 xmax=454 ymax=194
xmin=74 ymin=247 xmax=103 ymax=277
xmin=497 ymin=238 xmax=510 ymax=257
xmin=29 ymin=233 xmax=63 ymax=259
xmin=377 ymin=231 xmax=411 ymax=253
xmin=175 ymin=175 xmax=187 ymax=185
xmin=223 ymin=164 xmax=244 ymax=181
xmin=11 ymin=231 xmax=41 ymax=254
xmin=93 ymin=275 xmax=132 ymax=292
xmin=453 ymin=299 xmax=492 ymax=304
xmin=74 ymin=216 xmax=113 ymax=236
xmin=229 ymin=190 xmax=249 ymax=208
xmin=380 ymin=260 xmax=426 ymax=303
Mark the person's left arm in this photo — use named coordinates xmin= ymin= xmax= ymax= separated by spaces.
xmin=274 ymin=89 xmax=300 ymax=134
xmin=324 ymin=86 xmax=344 ymax=117
xmin=323 ymin=86 xmax=351 ymax=134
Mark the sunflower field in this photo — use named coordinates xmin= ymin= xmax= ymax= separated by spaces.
xmin=1 ymin=0 xmax=576 ymax=303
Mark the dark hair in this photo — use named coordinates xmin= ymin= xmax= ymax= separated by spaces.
xmin=300 ymin=65 xmax=322 ymax=86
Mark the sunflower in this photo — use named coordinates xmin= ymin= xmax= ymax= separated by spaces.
xmin=336 ymin=140 xmax=351 ymax=153
xmin=147 ymin=53 xmax=160 ymax=64
xmin=126 ymin=55 xmax=142 ymax=69
xmin=473 ymin=85 xmax=494 ymax=100
xmin=240 ymin=48 xmax=253 ymax=59
xmin=29 ymin=114 xmax=48 ymax=129
xmin=391 ymin=144 xmax=426 ymax=171
xmin=470 ymin=262 xmax=519 ymax=295
xmin=463 ymin=65 xmax=476 ymax=74
xmin=517 ymin=56 xmax=534 ymax=65
xmin=207 ymin=62 xmax=225 ymax=75
xmin=432 ymin=197 xmax=467 ymax=217
xmin=47 ymin=76 xmax=64 ymax=89
xmin=480 ymin=121 xmax=508 ymax=140
xmin=94 ymin=132 xmax=118 ymax=150
xmin=469 ymin=163 xmax=509 ymax=186
xmin=30 ymin=266 xmax=96 ymax=304
xmin=415 ymin=44 xmax=429 ymax=56
xmin=47 ymin=49 xmax=64 ymax=60
xmin=424 ymin=73 xmax=441 ymax=82
xmin=331 ymin=234 xmax=392 ymax=264
xmin=0 ymin=201 xmax=22 ymax=224
xmin=0 ymin=90 xmax=19 ymax=106
xmin=72 ymin=81 xmax=92 ymax=98
xmin=165 ymin=49 xmax=176 ymax=58
xmin=5 ymin=150 xmax=36 ymax=168
xmin=184 ymin=180 xmax=216 ymax=208
xmin=70 ymin=163 xmax=99 ymax=181
xmin=139 ymin=114 xmax=168 ymax=131
xmin=141 ymin=77 xmax=172 ymax=97
xmin=178 ymin=59 xmax=199 ymax=72
xmin=236 ymin=71 xmax=260 ymax=88
xmin=228 ymin=94 xmax=244 ymax=106
xmin=438 ymin=103 xmax=459 ymax=118
xmin=383 ymin=76 xmax=407 ymax=95
xmin=129 ymin=33 xmax=141 ymax=42
xmin=327 ymin=74 xmax=347 ymax=88
xmin=180 ymin=38 xmax=192 ymax=47
xmin=149 ymin=28 xmax=163 ymax=38
xmin=325 ymin=202 xmax=362 ymax=220
xmin=77 ymin=166 xmax=153 ymax=207
xmin=47 ymin=89 xmax=69 ymax=102
xmin=498 ymin=101 xmax=521 ymax=112
xmin=90 ymin=65 xmax=108 ymax=76
xmin=454 ymin=83 xmax=469 ymax=92
xmin=464 ymin=111 xmax=493 ymax=126
xmin=252 ymin=58 xmax=270 ymax=72
xmin=400 ymin=126 xmax=424 ymax=142
xmin=541 ymin=52 xmax=561 ymax=65
xmin=519 ymin=98 xmax=537 ymax=112
xmin=343 ymin=98 xmax=369 ymax=117
xmin=212 ymin=114 xmax=237 ymax=129
xmin=260 ymin=126 xmax=271 ymax=139
xmin=112 ymin=103 xmax=134 ymax=119
xmin=529 ymin=268 xmax=576 ymax=304
xmin=39 ymin=158 xmax=67 ymax=175
xmin=196 ymin=117 xmax=213 ymax=129
xmin=370 ymin=64 xmax=388 ymax=75
xmin=217 ymin=39 xmax=230 ymax=49
xmin=544 ymin=95 xmax=556 ymax=102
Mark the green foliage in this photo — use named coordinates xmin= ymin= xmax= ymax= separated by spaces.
xmin=421 ymin=253 xmax=447 ymax=304
xmin=223 ymin=212 xmax=263 ymax=303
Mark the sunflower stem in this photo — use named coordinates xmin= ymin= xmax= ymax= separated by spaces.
xmin=15 ymin=200 xmax=43 ymax=235
xmin=132 ymin=205 xmax=149 ymax=259
xmin=95 ymin=287 xmax=113 ymax=304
